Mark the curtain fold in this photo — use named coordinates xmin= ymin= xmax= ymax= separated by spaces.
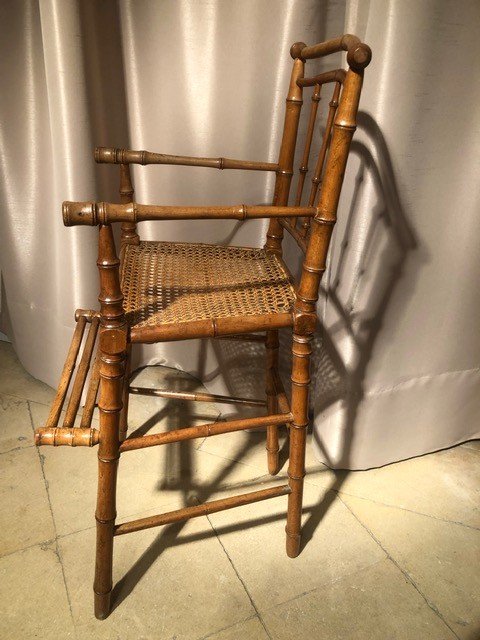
xmin=1 ymin=0 xmax=479 ymax=469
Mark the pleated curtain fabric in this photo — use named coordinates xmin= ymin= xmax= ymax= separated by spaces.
xmin=1 ymin=0 xmax=479 ymax=469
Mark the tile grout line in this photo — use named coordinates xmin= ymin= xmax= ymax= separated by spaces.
xmin=26 ymin=401 xmax=77 ymax=632
xmin=0 ymin=537 xmax=57 ymax=561
xmin=261 ymin=556 xmax=388 ymax=613
xmin=195 ymin=614 xmax=260 ymax=640
xmin=204 ymin=512 xmax=273 ymax=640
xmin=337 ymin=493 xmax=462 ymax=640
xmin=0 ymin=443 xmax=36 ymax=456
xmin=333 ymin=489 xmax=480 ymax=532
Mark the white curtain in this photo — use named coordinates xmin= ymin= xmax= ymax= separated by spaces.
xmin=1 ymin=0 xmax=479 ymax=469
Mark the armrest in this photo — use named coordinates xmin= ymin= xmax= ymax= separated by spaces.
xmin=62 ymin=201 xmax=321 ymax=226
xmin=95 ymin=147 xmax=279 ymax=172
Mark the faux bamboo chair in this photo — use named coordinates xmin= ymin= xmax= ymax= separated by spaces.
xmin=34 ymin=35 xmax=371 ymax=619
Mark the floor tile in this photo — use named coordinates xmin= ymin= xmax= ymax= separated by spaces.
xmin=202 ymin=616 xmax=269 ymax=640
xmin=0 ymin=342 xmax=55 ymax=405
xmin=199 ymin=429 xmax=335 ymax=491
xmin=0 ymin=393 xmax=33 ymax=454
xmin=342 ymin=494 xmax=480 ymax=640
xmin=262 ymin=558 xmax=456 ymax=640
xmin=0 ymin=543 xmax=75 ymax=639
xmin=0 ymin=446 xmax=55 ymax=555
xmin=37 ymin=410 xmax=277 ymax=538
xmin=208 ymin=483 xmax=385 ymax=612
xmin=59 ymin=517 xmax=254 ymax=639
xmin=127 ymin=365 xmax=220 ymax=435
xmin=335 ymin=446 xmax=480 ymax=528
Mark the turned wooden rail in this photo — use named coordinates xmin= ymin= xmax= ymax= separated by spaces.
xmin=62 ymin=201 xmax=318 ymax=226
xmin=114 ymin=485 xmax=291 ymax=536
xmin=129 ymin=386 xmax=267 ymax=408
xmin=291 ymin=34 xmax=371 ymax=69
xmin=95 ymin=147 xmax=278 ymax=172
xmin=298 ymin=68 xmax=346 ymax=88
xmin=120 ymin=413 xmax=291 ymax=452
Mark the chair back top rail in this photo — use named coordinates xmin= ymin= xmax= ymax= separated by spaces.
xmin=294 ymin=34 xmax=371 ymax=68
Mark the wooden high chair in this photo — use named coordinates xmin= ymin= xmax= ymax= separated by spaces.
xmin=34 ymin=35 xmax=371 ymax=619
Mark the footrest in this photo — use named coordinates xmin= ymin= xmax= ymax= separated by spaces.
xmin=34 ymin=310 xmax=101 ymax=447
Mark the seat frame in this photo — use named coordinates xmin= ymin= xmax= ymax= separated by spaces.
xmin=34 ymin=34 xmax=371 ymax=619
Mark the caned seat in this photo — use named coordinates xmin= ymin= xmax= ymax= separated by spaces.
xmin=121 ymin=241 xmax=295 ymax=336
xmin=34 ymin=34 xmax=371 ymax=620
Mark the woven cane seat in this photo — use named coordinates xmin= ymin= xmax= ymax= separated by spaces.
xmin=121 ymin=241 xmax=295 ymax=332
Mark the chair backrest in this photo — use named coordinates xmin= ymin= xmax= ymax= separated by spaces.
xmin=265 ymin=35 xmax=371 ymax=321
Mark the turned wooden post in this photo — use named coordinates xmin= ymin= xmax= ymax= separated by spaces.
xmin=265 ymin=329 xmax=280 ymax=474
xmin=286 ymin=65 xmax=365 ymax=558
xmin=294 ymin=83 xmax=321 ymax=210
xmin=118 ymin=163 xmax=136 ymax=442
xmin=94 ymin=224 xmax=127 ymax=619
xmin=264 ymin=50 xmax=305 ymax=255
xmin=119 ymin=163 xmax=139 ymax=250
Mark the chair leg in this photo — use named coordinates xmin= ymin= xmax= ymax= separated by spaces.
xmin=119 ymin=343 xmax=131 ymax=442
xmin=265 ymin=330 xmax=280 ymax=475
xmin=93 ymin=347 xmax=124 ymax=620
xmin=286 ymin=333 xmax=311 ymax=558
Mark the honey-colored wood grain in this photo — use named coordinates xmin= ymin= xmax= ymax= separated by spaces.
xmin=63 ymin=317 xmax=99 ymax=428
xmin=114 ymin=485 xmax=291 ymax=536
xmin=96 ymin=147 xmax=278 ymax=172
xmin=94 ymin=224 xmax=127 ymax=620
xmin=120 ymin=413 xmax=290 ymax=452
xmin=62 ymin=202 xmax=318 ymax=226
xmin=37 ymin=34 xmax=370 ymax=618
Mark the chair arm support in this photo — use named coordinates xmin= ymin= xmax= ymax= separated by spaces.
xmin=95 ymin=147 xmax=279 ymax=172
xmin=62 ymin=201 xmax=322 ymax=226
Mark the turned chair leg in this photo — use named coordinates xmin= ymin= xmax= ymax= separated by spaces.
xmin=119 ymin=343 xmax=131 ymax=442
xmin=93 ymin=346 xmax=124 ymax=619
xmin=265 ymin=330 xmax=280 ymax=475
xmin=285 ymin=333 xmax=311 ymax=558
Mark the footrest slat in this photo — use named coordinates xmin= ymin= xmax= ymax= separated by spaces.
xmin=45 ymin=316 xmax=87 ymax=428
xmin=114 ymin=484 xmax=291 ymax=536
xmin=64 ymin=317 xmax=100 ymax=427
xmin=34 ymin=310 xmax=101 ymax=448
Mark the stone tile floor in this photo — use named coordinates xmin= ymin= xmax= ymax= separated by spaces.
xmin=0 ymin=340 xmax=479 ymax=639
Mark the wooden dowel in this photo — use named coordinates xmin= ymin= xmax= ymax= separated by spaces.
xmin=80 ymin=349 xmax=101 ymax=428
xmin=294 ymin=84 xmax=321 ymax=211
xmin=272 ymin=369 xmax=291 ymax=416
xmin=114 ymin=484 xmax=291 ymax=536
xmin=120 ymin=412 xmax=291 ymax=452
xmin=129 ymin=386 xmax=266 ymax=407
xmin=279 ymin=219 xmax=308 ymax=252
xmin=95 ymin=147 xmax=278 ymax=172
xmin=130 ymin=312 xmax=293 ymax=344
xmin=304 ymin=81 xmax=342 ymax=233
xmin=45 ymin=317 xmax=87 ymax=428
xmin=34 ymin=427 xmax=99 ymax=447
xmin=294 ymin=35 xmax=372 ymax=70
xmin=215 ymin=334 xmax=266 ymax=343
xmin=62 ymin=202 xmax=318 ymax=226
xmin=63 ymin=318 xmax=100 ymax=428
xmin=298 ymin=69 xmax=346 ymax=87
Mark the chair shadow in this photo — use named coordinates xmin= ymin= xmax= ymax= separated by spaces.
xmin=111 ymin=110 xmax=423 ymax=609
